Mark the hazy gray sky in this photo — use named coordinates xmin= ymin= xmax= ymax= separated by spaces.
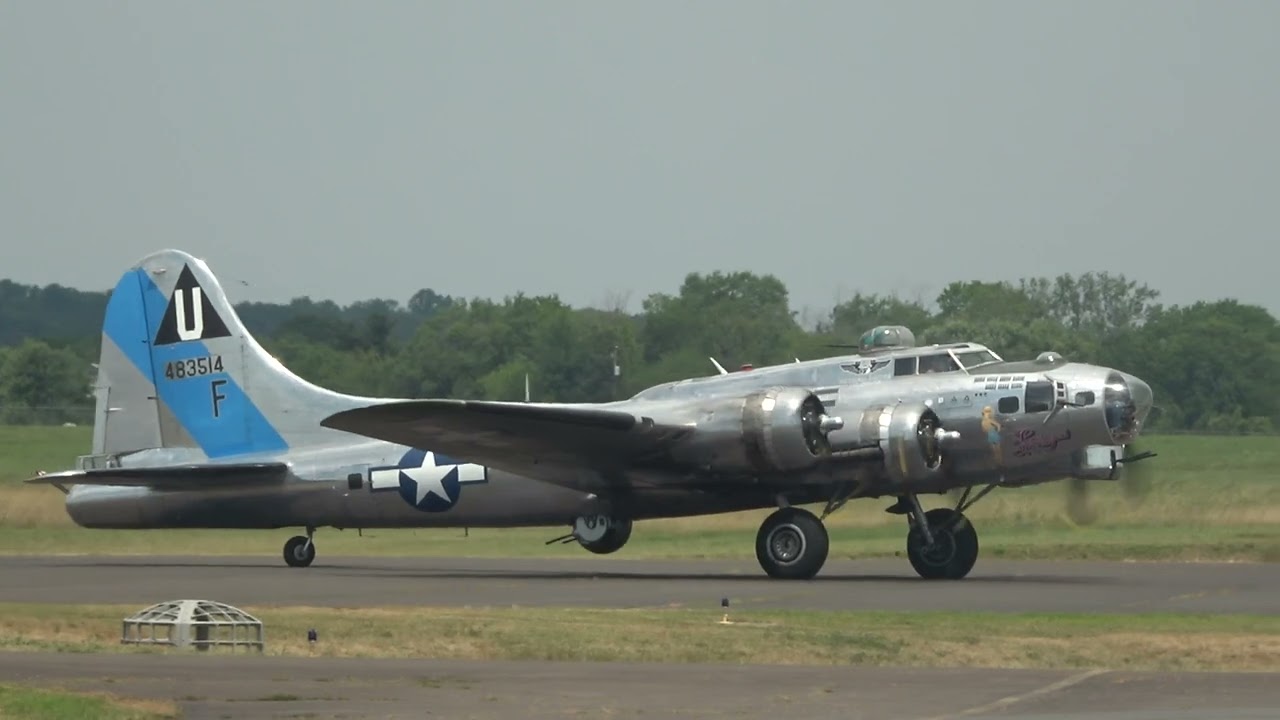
xmin=2 ymin=1 xmax=1277 ymax=319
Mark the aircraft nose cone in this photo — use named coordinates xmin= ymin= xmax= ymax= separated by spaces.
xmin=1124 ymin=373 xmax=1154 ymax=424
xmin=1102 ymin=370 xmax=1153 ymax=443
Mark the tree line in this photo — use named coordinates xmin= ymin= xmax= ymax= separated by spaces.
xmin=1 ymin=272 xmax=1276 ymax=433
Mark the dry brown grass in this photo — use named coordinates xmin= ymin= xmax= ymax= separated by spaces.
xmin=918 ymin=633 xmax=1280 ymax=672
xmin=74 ymin=691 xmax=180 ymax=718
xmin=0 ymin=603 xmax=1276 ymax=673
xmin=0 ymin=486 xmax=75 ymax=528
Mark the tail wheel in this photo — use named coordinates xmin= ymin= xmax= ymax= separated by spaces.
xmin=283 ymin=535 xmax=315 ymax=568
xmin=755 ymin=507 xmax=829 ymax=580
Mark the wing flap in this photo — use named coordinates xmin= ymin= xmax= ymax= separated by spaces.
xmin=321 ymin=400 xmax=689 ymax=491
xmin=25 ymin=462 xmax=290 ymax=490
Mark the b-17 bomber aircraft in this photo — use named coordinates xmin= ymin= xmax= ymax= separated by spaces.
xmin=29 ymin=250 xmax=1156 ymax=580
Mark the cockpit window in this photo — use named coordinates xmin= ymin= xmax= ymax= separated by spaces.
xmin=953 ymin=350 xmax=998 ymax=369
xmin=918 ymin=353 xmax=960 ymax=374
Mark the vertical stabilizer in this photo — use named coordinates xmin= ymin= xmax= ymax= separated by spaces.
xmin=95 ymin=250 xmax=378 ymax=460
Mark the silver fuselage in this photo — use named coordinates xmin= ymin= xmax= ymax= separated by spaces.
xmin=66 ymin=345 xmax=1151 ymax=531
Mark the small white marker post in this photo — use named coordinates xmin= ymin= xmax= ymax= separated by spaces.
xmin=719 ymin=597 xmax=733 ymax=625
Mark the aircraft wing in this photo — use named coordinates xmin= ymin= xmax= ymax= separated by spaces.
xmin=24 ymin=462 xmax=290 ymax=490
xmin=321 ymin=400 xmax=690 ymax=491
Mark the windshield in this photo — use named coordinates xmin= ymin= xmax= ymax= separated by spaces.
xmin=917 ymin=353 xmax=961 ymax=374
xmin=953 ymin=350 xmax=999 ymax=369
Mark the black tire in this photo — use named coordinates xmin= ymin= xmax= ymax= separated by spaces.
xmin=906 ymin=508 xmax=978 ymax=580
xmin=284 ymin=535 xmax=315 ymax=568
xmin=755 ymin=507 xmax=829 ymax=580
xmin=580 ymin=518 xmax=633 ymax=555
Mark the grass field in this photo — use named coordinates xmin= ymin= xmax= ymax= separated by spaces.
xmin=0 ymin=602 xmax=1276 ymax=672
xmin=1 ymin=425 xmax=1277 ymax=562
xmin=0 ymin=683 xmax=178 ymax=720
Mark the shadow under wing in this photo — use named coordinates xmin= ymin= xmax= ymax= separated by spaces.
xmin=25 ymin=463 xmax=291 ymax=490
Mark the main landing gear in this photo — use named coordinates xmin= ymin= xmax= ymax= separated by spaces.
xmin=756 ymin=506 xmax=829 ymax=579
xmin=547 ymin=514 xmax=633 ymax=555
xmin=887 ymin=484 xmax=996 ymax=580
xmin=754 ymin=487 xmax=850 ymax=580
xmin=284 ymin=526 xmax=316 ymax=568
xmin=755 ymin=483 xmax=998 ymax=580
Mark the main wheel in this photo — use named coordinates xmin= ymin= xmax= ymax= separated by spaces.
xmin=755 ymin=507 xmax=829 ymax=580
xmin=577 ymin=516 xmax=633 ymax=555
xmin=283 ymin=535 xmax=315 ymax=568
xmin=906 ymin=508 xmax=978 ymax=579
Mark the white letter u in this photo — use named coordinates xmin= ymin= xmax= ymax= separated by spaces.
xmin=175 ymin=288 xmax=205 ymax=341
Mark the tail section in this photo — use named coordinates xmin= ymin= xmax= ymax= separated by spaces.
xmin=95 ymin=250 xmax=378 ymax=459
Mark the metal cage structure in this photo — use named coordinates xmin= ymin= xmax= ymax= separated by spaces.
xmin=121 ymin=599 xmax=264 ymax=652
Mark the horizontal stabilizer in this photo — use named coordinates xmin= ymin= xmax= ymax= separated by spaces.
xmin=25 ymin=462 xmax=290 ymax=490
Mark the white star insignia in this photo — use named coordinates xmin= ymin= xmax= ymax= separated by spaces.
xmin=368 ymin=450 xmax=488 ymax=508
xmin=402 ymin=454 xmax=453 ymax=505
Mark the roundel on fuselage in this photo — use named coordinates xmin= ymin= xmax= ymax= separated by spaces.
xmin=369 ymin=448 xmax=489 ymax=513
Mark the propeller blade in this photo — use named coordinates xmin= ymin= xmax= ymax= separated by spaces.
xmin=1065 ymin=476 xmax=1099 ymax=525
xmin=1117 ymin=441 xmax=1155 ymax=507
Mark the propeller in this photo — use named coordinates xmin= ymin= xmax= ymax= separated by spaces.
xmin=1117 ymin=439 xmax=1157 ymax=507
xmin=915 ymin=411 xmax=944 ymax=467
xmin=1064 ymin=476 xmax=1099 ymax=526
xmin=1064 ymin=440 xmax=1157 ymax=525
xmin=798 ymin=394 xmax=843 ymax=456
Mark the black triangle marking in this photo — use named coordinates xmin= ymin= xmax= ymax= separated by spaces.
xmin=154 ymin=264 xmax=232 ymax=346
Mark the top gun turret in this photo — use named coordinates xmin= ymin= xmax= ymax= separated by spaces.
xmin=857 ymin=325 xmax=916 ymax=351
xmin=826 ymin=325 xmax=919 ymax=353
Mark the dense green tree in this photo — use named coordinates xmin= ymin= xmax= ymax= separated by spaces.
xmin=0 ymin=280 xmax=108 ymax=346
xmin=0 ymin=340 xmax=93 ymax=424
xmin=1 ymin=270 xmax=1277 ymax=432
xmin=820 ymin=293 xmax=933 ymax=342
xmin=1100 ymin=300 xmax=1280 ymax=431
xmin=1022 ymin=272 xmax=1162 ymax=337
xmin=935 ymin=280 xmax=1049 ymax=325
xmin=408 ymin=288 xmax=456 ymax=318
xmin=640 ymin=271 xmax=805 ymax=371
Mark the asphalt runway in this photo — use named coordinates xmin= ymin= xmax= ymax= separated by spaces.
xmin=0 ymin=554 xmax=1276 ymax=614
xmin=3 ymin=556 xmax=1278 ymax=719
xmin=1 ymin=652 xmax=1276 ymax=719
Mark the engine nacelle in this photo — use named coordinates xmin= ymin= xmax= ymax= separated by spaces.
xmin=838 ymin=402 xmax=950 ymax=486
xmin=671 ymin=386 xmax=845 ymax=475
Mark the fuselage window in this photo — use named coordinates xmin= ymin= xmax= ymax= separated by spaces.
xmin=1025 ymin=381 xmax=1054 ymax=413
xmin=998 ymin=396 xmax=1020 ymax=414
xmin=1074 ymin=391 xmax=1096 ymax=406
xmin=894 ymin=357 xmax=918 ymax=376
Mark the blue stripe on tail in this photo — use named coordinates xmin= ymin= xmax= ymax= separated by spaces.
xmin=102 ymin=268 xmax=288 ymax=459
